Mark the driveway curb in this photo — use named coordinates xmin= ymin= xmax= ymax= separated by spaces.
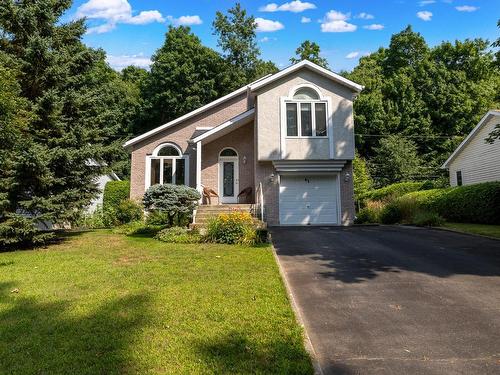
xmin=429 ymin=225 xmax=500 ymax=241
xmin=270 ymin=236 xmax=324 ymax=375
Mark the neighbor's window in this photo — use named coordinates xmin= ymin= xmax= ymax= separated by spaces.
xmin=285 ymin=86 xmax=328 ymax=137
xmin=456 ymin=170 xmax=463 ymax=186
xmin=149 ymin=143 xmax=188 ymax=188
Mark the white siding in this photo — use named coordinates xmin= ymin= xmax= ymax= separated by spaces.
xmin=448 ymin=116 xmax=500 ymax=186
xmin=86 ymin=174 xmax=116 ymax=213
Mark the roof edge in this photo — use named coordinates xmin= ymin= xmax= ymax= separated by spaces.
xmin=249 ymin=60 xmax=364 ymax=93
xmin=191 ymin=108 xmax=255 ymax=143
xmin=441 ymin=110 xmax=500 ymax=169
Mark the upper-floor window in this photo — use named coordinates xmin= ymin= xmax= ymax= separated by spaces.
xmin=285 ymin=86 xmax=328 ymax=138
xmin=148 ymin=143 xmax=188 ymax=189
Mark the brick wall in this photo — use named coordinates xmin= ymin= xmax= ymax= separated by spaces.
xmin=129 ymin=93 xmax=248 ymax=199
xmin=201 ymin=121 xmax=255 ymax=204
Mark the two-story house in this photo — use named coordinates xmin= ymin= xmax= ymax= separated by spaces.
xmin=124 ymin=60 xmax=363 ymax=226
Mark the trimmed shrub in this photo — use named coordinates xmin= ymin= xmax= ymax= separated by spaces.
xmin=366 ymin=182 xmax=429 ymax=202
xmin=355 ymin=207 xmax=378 ymax=224
xmin=155 ymin=227 xmax=201 ymax=244
xmin=379 ymin=203 xmax=403 ymax=224
xmin=115 ymin=199 xmax=143 ymax=224
xmin=145 ymin=210 xmax=171 ymax=226
xmin=413 ymin=211 xmax=444 ymax=227
xmin=355 ymin=200 xmax=385 ymax=224
xmin=143 ymin=184 xmax=200 ymax=226
xmin=205 ymin=211 xmax=260 ymax=245
xmin=103 ymin=180 xmax=130 ymax=211
xmin=403 ymin=182 xmax=500 ymax=224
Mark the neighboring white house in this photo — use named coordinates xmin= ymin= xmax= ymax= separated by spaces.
xmin=86 ymin=171 xmax=120 ymax=213
xmin=442 ymin=110 xmax=500 ymax=186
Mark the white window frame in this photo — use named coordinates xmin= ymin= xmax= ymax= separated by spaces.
xmin=284 ymin=101 xmax=328 ymax=138
xmin=280 ymin=83 xmax=334 ymax=158
xmin=145 ymin=143 xmax=189 ymax=190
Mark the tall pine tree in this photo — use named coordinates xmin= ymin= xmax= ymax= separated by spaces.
xmin=0 ymin=0 xmax=125 ymax=246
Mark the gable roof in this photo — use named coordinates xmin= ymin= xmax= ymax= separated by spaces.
xmin=123 ymin=60 xmax=363 ymax=148
xmin=441 ymin=110 xmax=500 ymax=169
xmin=123 ymin=74 xmax=271 ymax=148
xmin=249 ymin=60 xmax=364 ymax=93
xmin=191 ymin=109 xmax=255 ymax=144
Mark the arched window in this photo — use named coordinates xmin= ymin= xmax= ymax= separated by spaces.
xmin=157 ymin=145 xmax=180 ymax=157
xmin=147 ymin=143 xmax=188 ymax=188
xmin=293 ymin=87 xmax=320 ymax=100
xmin=219 ymin=148 xmax=238 ymax=157
xmin=284 ymin=85 xmax=328 ymax=138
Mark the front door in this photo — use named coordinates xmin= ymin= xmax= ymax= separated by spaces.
xmin=219 ymin=157 xmax=239 ymax=203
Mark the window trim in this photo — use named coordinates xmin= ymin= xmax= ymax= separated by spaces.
xmin=145 ymin=142 xmax=189 ymax=190
xmin=280 ymin=83 xmax=334 ymax=159
xmin=284 ymin=101 xmax=329 ymax=139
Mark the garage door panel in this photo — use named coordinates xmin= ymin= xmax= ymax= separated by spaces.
xmin=279 ymin=175 xmax=339 ymax=225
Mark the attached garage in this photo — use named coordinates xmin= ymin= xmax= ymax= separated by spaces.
xmin=279 ymin=174 xmax=340 ymax=225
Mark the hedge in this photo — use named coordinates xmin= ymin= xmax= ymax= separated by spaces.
xmin=103 ymin=180 xmax=130 ymax=211
xmin=365 ymin=181 xmax=432 ymax=202
xmin=401 ymin=182 xmax=500 ymax=224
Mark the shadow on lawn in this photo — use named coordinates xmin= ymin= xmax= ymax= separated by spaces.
xmin=193 ymin=330 xmax=314 ymax=374
xmin=0 ymin=282 xmax=151 ymax=375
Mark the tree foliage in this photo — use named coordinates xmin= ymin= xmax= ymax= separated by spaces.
xmin=290 ymin=40 xmax=329 ymax=68
xmin=347 ymin=26 xmax=500 ymax=185
xmin=0 ymin=0 xmax=130 ymax=247
xmin=370 ymin=135 xmax=423 ymax=187
xmin=353 ymin=152 xmax=373 ymax=205
xmin=213 ymin=3 xmax=277 ymax=89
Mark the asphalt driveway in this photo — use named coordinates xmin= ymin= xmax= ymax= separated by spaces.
xmin=271 ymin=226 xmax=500 ymax=375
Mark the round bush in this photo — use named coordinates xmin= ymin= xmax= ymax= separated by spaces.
xmin=355 ymin=207 xmax=378 ymax=224
xmin=143 ymin=184 xmax=201 ymax=226
xmin=380 ymin=203 xmax=403 ymax=224
xmin=115 ymin=199 xmax=143 ymax=224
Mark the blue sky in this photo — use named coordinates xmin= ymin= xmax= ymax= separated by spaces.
xmin=66 ymin=0 xmax=499 ymax=71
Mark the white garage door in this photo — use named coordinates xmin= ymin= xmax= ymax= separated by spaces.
xmin=279 ymin=174 xmax=339 ymax=225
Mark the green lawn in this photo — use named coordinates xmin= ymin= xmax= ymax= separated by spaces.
xmin=443 ymin=222 xmax=500 ymax=239
xmin=0 ymin=230 xmax=312 ymax=375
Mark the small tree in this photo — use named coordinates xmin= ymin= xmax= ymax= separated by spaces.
xmin=353 ymin=151 xmax=373 ymax=208
xmin=290 ymin=40 xmax=329 ymax=69
xmin=370 ymin=135 xmax=423 ymax=187
xmin=142 ymin=184 xmax=200 ymax=226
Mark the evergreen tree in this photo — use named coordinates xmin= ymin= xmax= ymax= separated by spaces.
xmin=0 ymin=0 xmax=125 ymax=246
xmin=290 ymin=40 xmax=329 ymax=69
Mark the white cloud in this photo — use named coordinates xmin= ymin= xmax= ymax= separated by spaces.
xmin=320 ymin=10 xmax=357 ymax=33
xmin=106 ymin=53 xmax=151 ymax=70
xmin=355 ymin=12 xmax=374 ymax=20
xmin=345 ymin=51 xmax=360 ymax=59
xmin=255 ymin=17 xmax=285 ymax=32
xmin=301 ymin=16 xmax=311 ymax=23
xmin=259 ymin=36 xmax=277 ymax=42
xmin=419 ymin=0 xmax=436 ymax=6
xmin=363 ymin=23 xmax=384 ymax=30
xmin=77 ymin=0 xmax=164 ymax=34
xmin=417 ymin=11 xmax=433 ymax=21
xmin=166 ymin=15 xmax=203 ymax=26
xmin=455 ymin=5 xmax=479 ymax=12
xmin=259 ymin=1 xmax=316 ymax=13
